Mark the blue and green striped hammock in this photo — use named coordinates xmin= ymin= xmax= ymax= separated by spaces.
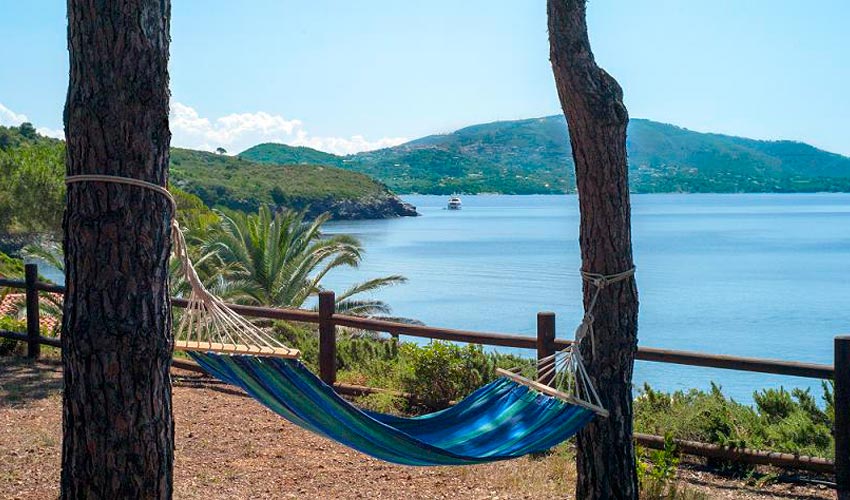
xmin=167 ymin=216 xmax=618 ymax=466
xmin=189 ymin=351 xmax=600 ymax=466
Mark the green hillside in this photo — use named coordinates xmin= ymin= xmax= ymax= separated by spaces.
xmin=240 ymin=143 xmax=343 ymax=167
xmin=240 ymin=116 xmax=850 ymax=194
xmin=169 ymin=148 xmax=416 ymax=219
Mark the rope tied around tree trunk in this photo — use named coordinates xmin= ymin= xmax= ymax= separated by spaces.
xmin=575 ymin=267 xmax=636 ymax=358
xmin=66 ymin=174 xmax=177 ymax=213
xmin=501 ymin=267 xmax=635 ymax=416
xmin=65 ymin=174 xmax=299 ymax=357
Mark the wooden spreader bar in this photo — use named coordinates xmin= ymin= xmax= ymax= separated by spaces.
xmin=495 ymin=368 xmax=609 ymax=418
xmin=174 ymin=340 xmax=300 ymax=359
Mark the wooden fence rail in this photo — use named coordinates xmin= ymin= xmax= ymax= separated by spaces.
xmin=0 ymin=274 xmax=837 ymax=379
xmin=1 ymin=265 xmax=848 ymax=491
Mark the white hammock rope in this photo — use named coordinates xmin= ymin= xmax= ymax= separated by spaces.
xmin=502 ymin=267 xmax=635 ymax=417
xmin=503 ymin=344 xmax=607 ymax=416
xmin=65 ymin=174 xmax=299 ymax=358
xmin=575 ymin=267 xmax=636 ymax=358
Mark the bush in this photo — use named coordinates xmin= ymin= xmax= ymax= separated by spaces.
xmin=0 ymin=251 xmax=24 ymax=278
xmin=273 ymin=322 xmax=323 ymax=372
xmin=0 ymin=316 xmax=26 ymax=355
xmin=635 ymin=383 xmax=760 ymax=451
xmin=634 ymin=382 xmax=835 ymax=461
xmin=638 ymin=435 xmax=680 ymax=483
xmin=752 ymin=387 xmax=832 ymax=456
xmin=637 ymin=435 xmax=708 ymax=499
xmin=398 ymin=340 xmax=496 ymax=410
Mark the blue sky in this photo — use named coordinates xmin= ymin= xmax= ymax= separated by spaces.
xmin=0 ymin=0 xmax=847 ymax=155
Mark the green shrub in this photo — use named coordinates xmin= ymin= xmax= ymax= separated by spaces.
xmin=273 ymin=322 xmax=402 ymax=386
xmin=635 ymin=382 xmax=835 ymax=461
xmin=637 ymin=435 xmax=707 ymax=500
xmin=0 ymin=251 xmax=24 ymax=278
xmin=635 ymin=383 xmax=760 ymax=450
xmin=641 ymin=435 xmax=680 ymax=483
xmin=337 ymin=334 xmax=399 ymax=374
xmin=0 ymin=316 xmax=26 ymax=355
xmin=273 ymin=322 xmax=320 ymax=371
xmin=822 ymin=381 xmax=835 ymax=424
xmin=752 ymin=387 xmax=832 ymax=456
xmin=753 ymin=387 xmax=795 ymax=423
xmin=398 ymin=340 xmax=496 ymax=410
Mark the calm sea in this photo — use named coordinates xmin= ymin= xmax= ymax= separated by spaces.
xmin=322 ymin=194 xmax=850 ymax=404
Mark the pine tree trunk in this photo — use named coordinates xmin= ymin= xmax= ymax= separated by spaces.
xmin=62 ymin=1 xmax=174 ymax=497
xmin=547 ymin=1 xmax=640 ymax=498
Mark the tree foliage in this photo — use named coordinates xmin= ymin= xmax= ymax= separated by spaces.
xmin=0 ymin=139 xmax=65 ymax=236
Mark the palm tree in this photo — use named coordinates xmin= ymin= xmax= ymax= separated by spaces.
xmin=19 ymin=242 xmax=64 ymax=336
xmin=197 ymin=206 xmax=405 ymax=316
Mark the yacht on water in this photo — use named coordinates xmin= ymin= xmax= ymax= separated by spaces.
xmin=447 ymin=196 xmax=462 ymax=210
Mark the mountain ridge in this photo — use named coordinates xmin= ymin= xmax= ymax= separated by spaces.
xmin=241 ymin=116 xmax=850 ymax=194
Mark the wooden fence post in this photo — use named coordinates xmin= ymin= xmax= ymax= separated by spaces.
xmin=25 ymin=263 xmax=40 ymax=359
xmin=537 ymin=311 xmax=556 ymax=384
xmin=318 ymin=291 xmax=337 ymax=385
xmin=836 ymin=335 xmax=850 ymax=499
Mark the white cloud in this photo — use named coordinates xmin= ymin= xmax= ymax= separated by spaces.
xmin=170 ymin=102 xmax=406 ymax=155
xmin=0 ymin=103 xmax=29 ymax=126
xmin=36 ymin=127 xmax=64 ymax=139
xmin=0 ymin=101 xmax=406 ymax=155
xmin=0 ymin=103 xmax=63 ymax=138
xmin=292 ymin=132 xmax=409 ymax=156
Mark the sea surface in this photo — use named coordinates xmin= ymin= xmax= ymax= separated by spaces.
xmin=321 ymin=194 xmax=850 ymax=404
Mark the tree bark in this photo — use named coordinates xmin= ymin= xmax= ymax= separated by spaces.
xmin=62 ymin=0 xmax=173 ymax=498
xmin=547 ymin=1 xmax=640 ymax=498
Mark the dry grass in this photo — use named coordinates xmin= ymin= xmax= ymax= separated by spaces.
xmin=0 ymin=356 xmax=836 ymax=499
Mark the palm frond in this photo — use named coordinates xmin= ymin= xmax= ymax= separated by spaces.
xmin=335 ymin=299 xmax=393 ymax=317
xmin=181 ymin=206 xmax=408 ymax=316
xmin=21 ymin=241 xmax=64 ymax=273
xmin=335 ymin=275 xmax=407 ymax=303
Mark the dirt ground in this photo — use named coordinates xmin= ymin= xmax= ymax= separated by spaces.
xmin=0 ymin=357 xmax=837 ymax=499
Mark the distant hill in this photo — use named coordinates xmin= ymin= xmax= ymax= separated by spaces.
xmin=170 ymin=149 xmax=417 ymax=219
xmin=242 ymin=143 xmax=342 ymax=167
xmin=240 ymin=116 xmax=850 ymax=194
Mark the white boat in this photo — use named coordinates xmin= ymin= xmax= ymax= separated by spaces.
xmin=447 ymin=196 xmax=462 ymax=210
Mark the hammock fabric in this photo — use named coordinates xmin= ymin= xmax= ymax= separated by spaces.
xmin=190 ymin=351 xmax=595 ymax=466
